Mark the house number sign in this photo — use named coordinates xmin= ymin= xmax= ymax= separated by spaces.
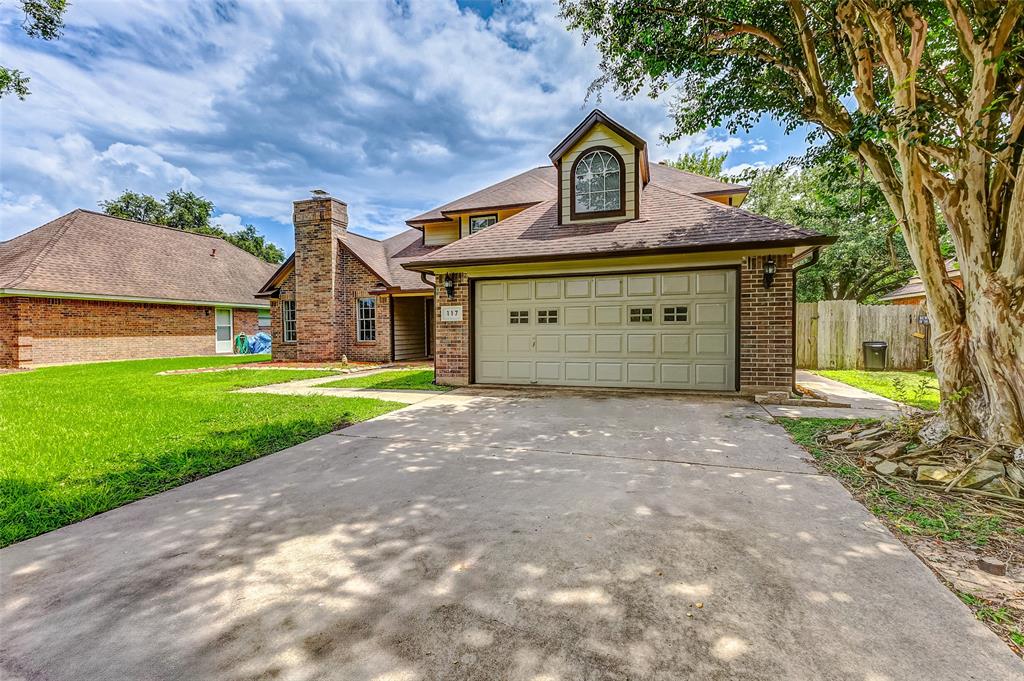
xmin=440 ymin=305 xmax=463 ymax=322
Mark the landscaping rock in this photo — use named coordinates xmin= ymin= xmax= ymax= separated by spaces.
xmin=826 ymin=431 xmax=853 ymax=444
xmin=956 ymin=468 xmax=1002 ymax=490
xmin=857 ymin=426 xmax=886 ymax=440
xmin=875 ymin=441 xmax=908 ymax=459
xmin=846 ymin=440 xmax=879 ymax=452
xmin=977 ymin=557 xmax=1007 ymax=576
xmin=1007 ymin=464 xmax=1024 ymax=487
xmin=897 ymin=462 xmax=914 ymax=476
xmin=916 ymin=466 xmax=954 ymax=483
xmin=874 ymin=461 xmax=899 ymax=476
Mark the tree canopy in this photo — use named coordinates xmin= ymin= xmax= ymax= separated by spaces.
xmin=661 ymin=149 xmax=728 ymax=179
xmin=1 ymin=0 xmax=69 ymax=99
xmin=99 ymin=189 xmax=285 ymax=264
xmin=740 ymin=158 xmax=915 ymax=302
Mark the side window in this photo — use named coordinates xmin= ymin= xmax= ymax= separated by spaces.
xmin=282 ymin=300 xmax=297 ymax=342
xmin=629 ymin=306 xmax=653 ymax=323
xmin=663 ymin=305 xmax=689 ymax=323
xmin=357 ymin=298 xmax=376 ymax=341
xmin=537 ymin=309 xmax=559 ymax=324
xmin=258 ymin=310 xmax=271 ymax=328
xmin=509 ymin=310 xmax=529 ymax=324
xmin=469 ymin=214 xmax=498 ymax=234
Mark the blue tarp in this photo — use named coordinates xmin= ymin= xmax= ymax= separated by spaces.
xmin=234 ymin=331 xmax=272 ymax=354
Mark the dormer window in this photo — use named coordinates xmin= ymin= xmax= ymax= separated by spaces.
xmin=571 ymin=147 xmax=625 ymax=219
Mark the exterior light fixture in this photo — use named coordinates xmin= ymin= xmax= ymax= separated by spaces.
xmin=443 ymin=273 xmax=456 ymax=298
xmin=763 ymin=256 xmax=777 ymax=289
xmin=368 ymin=281 xmax=389 ymax=295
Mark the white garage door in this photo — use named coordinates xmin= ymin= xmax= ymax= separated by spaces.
xmin=474 ymin=269 xmax=736 ymax=390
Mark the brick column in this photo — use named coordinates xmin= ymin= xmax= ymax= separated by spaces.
xmin=739 ymin=254 xmax=794 ymax=393
xmin=434 ymin=273 xmax=471 ymax=386
xmin=293 ymin=197 xmax=347 ymax=362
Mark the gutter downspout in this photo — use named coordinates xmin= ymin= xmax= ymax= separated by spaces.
xmin=792 ymin=248 xmax=820 ymax=393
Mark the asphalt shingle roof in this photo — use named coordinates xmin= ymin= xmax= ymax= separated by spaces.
xmin=402 ymin=179 xmax=831 ymax=270
xmin=0 ymin=210 xmax=279 ymax=306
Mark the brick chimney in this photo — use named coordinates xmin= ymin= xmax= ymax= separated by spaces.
xmin=292 ymin=196 xmax=347 ymax=362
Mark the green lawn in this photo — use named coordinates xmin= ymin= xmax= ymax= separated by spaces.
xmin=0 ymin=355 xmax=403 ymax=547
xmin=814 ymin=369 xmax=940 ymax=410
xmin=319 ymin=368 xmax=452 ymax=391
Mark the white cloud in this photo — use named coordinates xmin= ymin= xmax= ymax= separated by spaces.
xmin=722 ymin=161 xmax=769 ymax=177
xmin=214 ymin=213 xmax=243 ymax=232
xmin=1 ymin=0 xmax=800 ymax=249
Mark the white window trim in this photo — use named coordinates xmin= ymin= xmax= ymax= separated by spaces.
xmin=357 ymin=297 xmax=376 ymax=342
xmin=282 ymin=300 xmax=297 ymax=343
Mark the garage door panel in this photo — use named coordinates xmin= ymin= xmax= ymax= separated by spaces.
xmin=695 ymin=363 xmax=728 ymax=386
xmin=694 ymin=302 xmax=728 ymax=325
xmin=695 ymin=332 xmax=729 ymax=356
xmin=474 ymin=270 xmax=735 ymax=390
xmin=564 ymin=306 xmax=590 ymax=325
xmin=626 ymin=334 xmax=656 ymax=353
xmin=535 ymin=335 xmax=561 ymax=352
xmin=535 ymin=280 xmax=561 ymax=299
xmin=595 ymin=305 xmax=621 ymax=325
xmin=595 ymin=334 xmax=622 ymax=353
xmin=565 ymin=279 xmax=591 ymax=298
xmin=565 ymin=335 xmax=591 ymax=353
xmin=507 ymin=362 xmax=532 ymax=380
xmin=696 ymin=271 xmax=729 ymax=294
xmin=595 ymin=362 xmax=623 ymax=382
xmin=627 ymin=363 xmax=656 ymax=383
xmin=661 ymin=364 xmax=691 ymax=384
xmin=477 ymin=282 xmax=505 ymax=301
xmin=479 ymin=334 xmax=507 ymax=354
xmin=506 ymin=282 xmax=532 ymax=300
xmin=565 ymin=362 xmax=591 ymax=381
xmin=479 ymin=308 xmax=507 ymax=327
xmin=507 ymin=335 xmax=532 ymax=353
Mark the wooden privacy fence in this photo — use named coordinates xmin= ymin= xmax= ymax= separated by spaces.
xmin=796 ymin=300 xmax=930 ymax=370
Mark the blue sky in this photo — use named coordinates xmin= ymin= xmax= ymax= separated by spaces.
xmin=0 ymin=0 xmax=808 ymax=251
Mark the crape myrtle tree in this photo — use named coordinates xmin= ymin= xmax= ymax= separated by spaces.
xmin=561 ymin=0 xmax=1024 ymax=443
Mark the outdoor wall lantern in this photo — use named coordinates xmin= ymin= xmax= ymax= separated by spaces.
xmin=763 ymin=256 xmax=777 ymax=290
xmin=443 ymin=273 xmax=456 ymax=298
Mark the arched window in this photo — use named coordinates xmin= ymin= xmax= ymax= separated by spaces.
xmin=573 ymin=148 xmax=623 ymax=215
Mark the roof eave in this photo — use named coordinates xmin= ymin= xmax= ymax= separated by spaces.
xmin=548 ymin=109 xmax=648 ymax=163
xmin=401 ymin=235 xmax=838 ymax=272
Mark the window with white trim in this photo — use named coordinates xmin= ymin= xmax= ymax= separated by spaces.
xmin=663 ymin=305 xmax=688 ymax=323
xmin=629 ymin=306 xmax=653 ymax=323
xmin=282 ymin=300 xmax=297 ymax=342
xmin=357 ymin=298 xmax=376 ymax=341
xmin=469 ymin=214 xmax=498 ymax=234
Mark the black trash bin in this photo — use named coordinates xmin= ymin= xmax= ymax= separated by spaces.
xmin=863 ymin=341 xmax=888 ymax=370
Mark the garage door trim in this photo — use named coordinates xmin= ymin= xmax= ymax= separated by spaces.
xmin=468 ymin=264 xmax=741 ymax=391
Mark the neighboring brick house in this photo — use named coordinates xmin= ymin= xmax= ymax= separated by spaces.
xmin=0 ymin=210 xmax=278 ymax=368
xmin=260 ymin=110 xmax=834 ymax=393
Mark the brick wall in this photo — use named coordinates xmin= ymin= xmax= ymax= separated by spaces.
xmin=270 ymin=270 xmax=298 ymax=361
xmin=739 ymin=255 xmax=794 ymax=392
xmin=335 ymin=249 xmax=392 ymax=363
xmin=433 ymin=273 xmax=471 ymax=386
xmin=0 ymin=296 xmax=264 ymax=368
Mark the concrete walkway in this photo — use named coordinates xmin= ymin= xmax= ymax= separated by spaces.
xmin=762 ymin=370 xmax=904 ymax=420
xmin=2 ymin=389 xmax=1020 ymax=680
xmin=237 ymin=371 xmax=449 ymax=405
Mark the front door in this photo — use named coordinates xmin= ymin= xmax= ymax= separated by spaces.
xmin=215 ymin=308 xmax=233 ymax=354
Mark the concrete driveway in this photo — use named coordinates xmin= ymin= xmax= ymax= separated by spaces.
xmin=2 ymin=390 xmax=1021 ymax=680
